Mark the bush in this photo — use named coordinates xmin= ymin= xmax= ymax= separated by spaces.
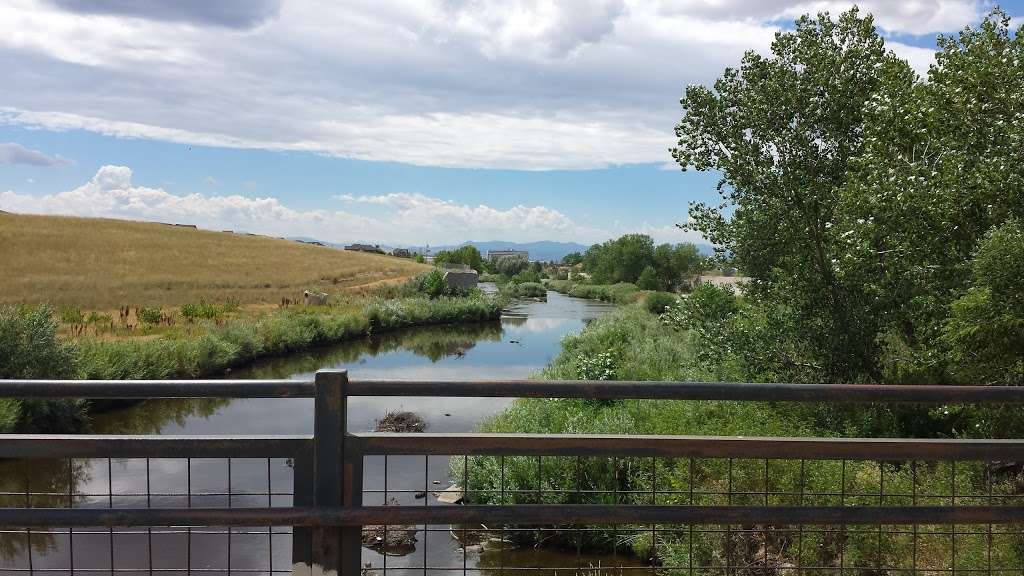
xmin=59 ymin=305 xmax=83 ymax=325
xmin=0 ymin=305 xmax=79 ymax=379
xmin=637 ymin=265 xmax=660 ymax=290
xmin=509 ymin=282 xmax=546 ymax=298
xmin=942 ymin=220 xmax=1024 ymax=386
xmin=511 ymin=270 xmax=541 ymax=284
xmin=569 ymin=282 xmax=640 ymax=304
xmin=0 ymin=305 xmax=85 ymax=433
xmin=643 ymin=291 xmax=678 ymax=314
xmin=137 ymin=307 xmax=162 ymax=325
xmin=181 ymin=300 xmax=226 ymax=321
xmin=403 ymin=269 xmax=470 ymax=299
xmin=492 ymin=256 xmax=529 ymax=277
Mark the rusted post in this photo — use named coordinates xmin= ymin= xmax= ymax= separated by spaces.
xmin=292 ymin=442 xmax=314 ymax=576
xmin=311 ymin=370 xmax=351 ymax=575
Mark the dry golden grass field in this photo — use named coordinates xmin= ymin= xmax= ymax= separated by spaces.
xmin=0 ymin=212 xmax=428 ymax=309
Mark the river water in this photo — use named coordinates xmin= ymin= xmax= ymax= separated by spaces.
xmin=0 ymin=291 xmax=647 ymax=576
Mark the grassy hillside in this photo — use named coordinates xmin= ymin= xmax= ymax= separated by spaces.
xmin=0 ymin=213 xmax=428 ymax=308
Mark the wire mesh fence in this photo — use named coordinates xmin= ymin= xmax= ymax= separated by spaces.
xmin=0 ymin=456 xmax=298 ymax=576
xmin=3 ymin=372 xmax=1024 ymax=576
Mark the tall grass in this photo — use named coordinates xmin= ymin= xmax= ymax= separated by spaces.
xmin=0 ymin=212 xmax=428 ymax=308
xmin=547 ymin=280 xmax=643 ymax=304
xmin=77 ymin=295 xmax=504 ymax=379
xmin=460 ymin=303 xmax=1024 ymax=570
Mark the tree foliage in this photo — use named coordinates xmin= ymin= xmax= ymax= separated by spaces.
xmin=671 ymin=8 xmax=1024 ymax=385
xmin=433 ymin=245 xmax=484 ymax=272
xmin=582 ymin=234 xmax=701 ymax=290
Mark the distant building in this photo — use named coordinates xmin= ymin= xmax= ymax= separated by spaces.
xmin=487 ymin=249 xmax=529 ymax=261
xmin=344 ymin=243 xmax=385 ymax=254
xmin=391 ymin=248 xmax=412 ymax=258
xmin=443 ymin=269 xmax=478 ymax=290
xmin=296 ymin=239 xmax=326 ymax=247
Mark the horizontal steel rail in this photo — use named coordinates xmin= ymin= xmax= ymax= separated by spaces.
xmin=352 ymin=432 xmax=1024 ymax=461
xmin=344 ymin=379 xmax=1024 ymax=403
xmin=0 ymin=379 xmax=314 ymax=398
xmin=0 ymin=434 xmax=312 ymax=458
xmin=1 ymin=505 xmax=1022 ymax=527
xmin=6 ymin=378 xmax=1024 ymax=403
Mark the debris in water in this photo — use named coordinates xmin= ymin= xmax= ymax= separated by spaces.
xmin=375 ymin=411 xmax=426 ymax=433
xmin=362 ymin=524 xmax=418 ymax=556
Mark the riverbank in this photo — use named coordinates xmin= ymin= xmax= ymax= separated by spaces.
xmin=462 ymin=302 xmax=1022 ymax=569
xmin=0 ymin=291 xmax=504 ymax=432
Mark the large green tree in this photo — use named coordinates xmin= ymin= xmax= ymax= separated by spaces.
xmin=838 ymin=10 xmax=1024 ymax=382
xmin=673 ymin=8 xmax=914 ymax=380
xmin=672 ymin=8 xmax=1024 ymax=386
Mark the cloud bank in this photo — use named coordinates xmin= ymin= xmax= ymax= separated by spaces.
xmin=1 ymin=165 xmax=705 ymax=245
xmin=0 ymin=0 xmax=981 ymax=170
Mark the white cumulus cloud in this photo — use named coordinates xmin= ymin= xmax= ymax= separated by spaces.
xmin=0 ymin=0 xmax=982 ymax=170
xmin=2 ymin=165 xmax=703 ymax=245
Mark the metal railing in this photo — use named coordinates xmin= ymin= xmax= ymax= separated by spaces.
xmin=1 ymin=369 xmax=1023 ymax=575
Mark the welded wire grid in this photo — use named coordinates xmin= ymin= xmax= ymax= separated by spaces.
xmin=360 ymin=454 xmax=1024 ymax=576
xmin=0 ymin=457 xmax=298 ymax=576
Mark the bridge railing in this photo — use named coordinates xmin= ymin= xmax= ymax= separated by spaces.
xmin=1 ymin=369 xmax=1023 ymax=575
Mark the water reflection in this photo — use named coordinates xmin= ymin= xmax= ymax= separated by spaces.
xmin=1 ymin=291 xmax=619 ymax=574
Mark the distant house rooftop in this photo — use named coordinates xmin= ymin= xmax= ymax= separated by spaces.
xmin=344 ymin=243 xmax=385 ymax=254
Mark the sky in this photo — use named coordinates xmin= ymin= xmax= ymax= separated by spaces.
xmin=0 ymin=0 xmax=1018 ymax=246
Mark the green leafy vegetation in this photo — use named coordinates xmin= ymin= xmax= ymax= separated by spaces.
xmin=504 ymin=282 xmax=546 ymax=299
xmin=433 ymin=245 xmax=484 ymax=272
xmin=581 ymin=234 xmax=702 ymax=290
xmin=548 ymin=280 xmax=642 ymax=305
xmin=672 ymin=8 xmax=1024 ymax=387
xmin=0 ymin=305 xmax=86 ymax=433
xmin=0 ymin=292 xmax=503 ymax=428
xmin=136 ymin=307 xmax=163 ymax=325
xmin=402 ymin=269 xmax=476 ymax=299
xmin=465 ymin=303 xmax=1024 ymax=568
xmin=643 ymin=291 xmax=677 ymax=315
xmin=473 ymin=7 xmax=1024 ymax=570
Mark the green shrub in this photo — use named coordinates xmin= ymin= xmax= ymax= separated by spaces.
xmin=510 ymin=282 xmax=546 ymax=298
xmin=0 ymin=305 xmax=85 ymax=433
xmin=636 ymin=265 xmax=660 ymax=290
xmin=181 ymin=300 xmax=225 ymax=321
xmin=59 ymin=304 xmax=83 ymax=325
xmin=574 ymin=349 xmax=617 ymax=380
xmin=511 ymin=270 xmax=541 ymax=284
xmin=643 ymin=291 xmax=678 ymax=314
xmin=402 ymin=269 xmax=472 ymax=299
xmin=137 ymin=307 xmax=163 ymax=325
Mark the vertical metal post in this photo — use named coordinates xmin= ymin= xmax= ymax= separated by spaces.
xmin=293 ymin=442 xmax=314 ymax=576
xmin=341 ymin=377 xmax=363 ymax=576
xmin=311 ymin=370 xmax=350 ymax=576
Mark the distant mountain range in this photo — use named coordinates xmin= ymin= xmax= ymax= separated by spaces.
xmin=287 ymin=237 xmax=715 ymax=262
xmin=411 ymin=240 xmax=589 ymax=262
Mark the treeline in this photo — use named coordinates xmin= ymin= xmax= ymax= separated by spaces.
xmin=563 ymin=234 xmax=704 ymax=291
xmin=669 ymin=8 xmax=1024 ymax=393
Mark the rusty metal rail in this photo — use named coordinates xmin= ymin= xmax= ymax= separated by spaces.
xmin=1 ymin=369 xmax=1023 ymax=575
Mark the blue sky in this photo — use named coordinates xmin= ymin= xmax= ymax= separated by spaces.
xmin=0 ymin=0 xmax=1017 ymax=246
